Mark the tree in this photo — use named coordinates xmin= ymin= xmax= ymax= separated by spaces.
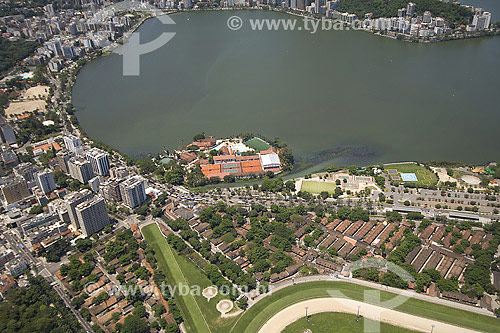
xmin=92 ymin=291 xmax=109 ymax=305
xmin=118 ymin=314 xmax=149 ymax=333
xmin=278 ymin=147 xmax=294 ymax=170
xmin=237 ymin=297 xmax=248 ymax=310
xmin=223 ymin=174 xmax=235 ymax=183
xmin=133 ymin=303 xmax=146 ymax=318
xmin=80 ymin=307 xmax=91 ymax=321
xmin=76 ymin=238 xmax=92 ymax=252
xmin=386 ymin=211 xmax=402 ymax=222
xmin=29 ymin=205 xmax=43 ymax=215
xmin=193 ymin=133 xmax=205 ymax=141
xmin=152 ymin=303 xmax=166 ymax=318
xmin=164 ymin=163 xmax=185 ymax=185
xmin=437 ymin=277 xmax=459 ymax=292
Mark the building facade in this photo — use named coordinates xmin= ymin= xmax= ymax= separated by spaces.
xmin=75 ymin=196 xmax=109 ymax=236
xmin=86 ymin=148 xmax=110 ymax=176
xmin=119 ymin=176 xmax=147 ymax=209
xmin=68 ymin=156 xmax=95 ymax=184
xmin=35 ymin=169 xmax=56 ymax=195
xmin=64 ymin=189 xmax=93 ymax=229
xmin=63 ymin=135 xmax=83 ymax=154
xmin=0 ymin=178 xmax=31 ymax=205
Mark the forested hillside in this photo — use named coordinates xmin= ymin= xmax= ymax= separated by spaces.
xmin=337 ymin=0 xmax=473 ymax=27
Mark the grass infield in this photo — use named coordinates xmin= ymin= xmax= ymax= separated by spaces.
xmin=230 ymin=281 xmax=500 ymax=333
xmin=282 ymin=312 xmax=416 ymax=333
xmin=144 ymin=225 xmax=500 ymax=333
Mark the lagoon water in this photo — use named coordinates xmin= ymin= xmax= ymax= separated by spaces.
xmin=72 ymin=6 xmax=500 ymax=165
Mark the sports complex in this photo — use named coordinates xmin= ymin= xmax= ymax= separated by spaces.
xmin=385 ymin=163 xmax=438 ymax=186
xmin=142 ymin=223 xmax=500 ymax=333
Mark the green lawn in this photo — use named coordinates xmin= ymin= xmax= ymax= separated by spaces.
xmin=231 ymin=281 xmax=500 ymax=333
xmin=244 ymin=137 xmax=271 ymax=151
xmin=301 ymin=180 xmax=336 ymax=194
xmin=144 ymin=224 xmax=500 ymax=333
xmin=282 ymin=312 xmax=416 ymax=333
xmin=385 ymin=163 xmax=438 ymax=186
xmin=142 ymin=223 xmax=238 ymax=333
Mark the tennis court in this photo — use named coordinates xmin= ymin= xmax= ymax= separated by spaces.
xmin=401 ymin=173 xmax=418 ymax=182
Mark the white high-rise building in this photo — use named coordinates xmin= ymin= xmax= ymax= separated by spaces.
xmin=75 ymin=196 xmax=109 ymax=237
xmin=35 ymin=170 xmax=56 ymax=195
xmin=314 ymin=0 xmax=324 ymax=14
xmin=119 ymin=175 xmax=147 ymax=209
xmin=68 ymin=156 xmax=95 ymax=184
xmin=45 ymin=4 xmax=55 ymax=16
xmin=88 ymin=176 xmax=102 ymax=193
xmin=423 ymin=11 xmax=432 ymax=24
xmin=407 ymin=2 xmax=416 ymax=17
xmin=65 ymin=189 xmax=93 ymax=229
xmin=63 ymin=135 xmax=83 ymax=154
xmin=472 ymin=11 xmax=491 ymax=30
xmin=86 ymin=148 xmax=111 ymax=176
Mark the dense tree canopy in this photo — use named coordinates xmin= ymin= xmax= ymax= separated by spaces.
xmin=0 ymin=275 xmax=83 ymax=332
xmin=337 ymin=0 xmax=473 ymax=27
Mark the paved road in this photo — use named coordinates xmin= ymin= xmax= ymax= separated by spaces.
xmin=258 ymin=298 xmax=478 ymax=333
xmin=5 ymin=231 xmax=93 ymax=332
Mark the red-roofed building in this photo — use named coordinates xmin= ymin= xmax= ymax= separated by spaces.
xmin=32 ymin=142 xmax=62 ymax=155
xmin=192 ymin=137 xmax=216 ymax=149
xmin=213 ymin=155 xmax=236 ymax=164
xmin=241 ymin=160 xmax=263 ymax=175
xmin=201 ymin=164 xmax=221 ymax=178
xmin=179 ymin=151 xmax=196 ymax=163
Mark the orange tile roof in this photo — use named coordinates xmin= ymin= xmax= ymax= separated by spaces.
xmin=201 ymin=164 xmax=221 ymax=172
xmin=213 ymin=154 xmax=235 ymax=162
xmin=179 ymin=151 xmax=196 ymax=162
xmin=33 ymin=142 xmax=62 ymax=152
xmin=201 ymin=164 xmax=221 ymax=177
xmin=241 ymin=160 xmax=263 ymax=174
xmin=236 ymin=155 xmax=260 ymax=161
xmin=260 ymin=147 xmax=277 ymax=155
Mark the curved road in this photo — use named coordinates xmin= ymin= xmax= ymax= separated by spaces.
xmin=258 ymin=298 xmax=478 ymax=333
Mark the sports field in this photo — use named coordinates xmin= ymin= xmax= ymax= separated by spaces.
xmin=230 ymin=281 xmax=500 ymax=333
xmin=142 ymin=224 xmax=238 ymax=332
xmin=385 ymin=163 xmax=438 ymax=186
xmin=282 ymin=312 xmax=415 ymax=333
xmin=244 ymin=137 xmax=271 ymax=151
xmin=300 ymin=180 xmax=336 ymax=194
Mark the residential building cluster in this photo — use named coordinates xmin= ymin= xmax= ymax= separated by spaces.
xmin=467 ymin=8 xmax=492 ymax=32
xmin=0 ymin=133 xmax=149 ymax=246
xmin=264 ymin=0 xmax=491 ymax=39
xmin=164 ymin=196 xmax=497 ymax=311
xmin=55 ymin=226 xmax=178 ymax=331
xmin=0 ymin=1 xmax=133 ymax=70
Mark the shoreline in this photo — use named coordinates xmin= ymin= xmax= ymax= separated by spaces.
xmin=68 ymin=9 xmax=499 ymax=175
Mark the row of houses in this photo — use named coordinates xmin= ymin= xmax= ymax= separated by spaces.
xmin=419 ymin=223 xmax=493 ymax=254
